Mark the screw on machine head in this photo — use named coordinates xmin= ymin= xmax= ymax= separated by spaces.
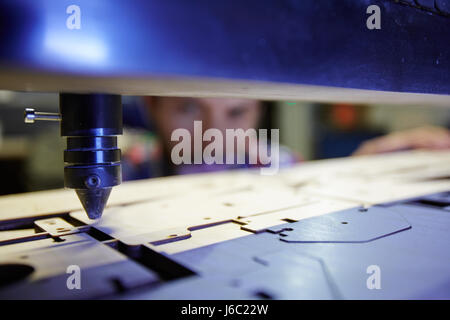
xmin=24 ymin=108 xmax=61 ymax=124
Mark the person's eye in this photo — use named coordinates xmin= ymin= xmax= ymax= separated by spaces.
xmin=178 ymin=101 xmax=200 ymax=115
xmin=228 ymin=106 xmax=248 ymax=119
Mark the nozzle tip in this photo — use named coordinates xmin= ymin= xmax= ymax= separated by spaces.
xmin=75 ymin=187 xmax=112 ymax=219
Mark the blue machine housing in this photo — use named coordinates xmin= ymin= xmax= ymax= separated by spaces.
xmin=0 ymin=0 xmax=449 ymax=95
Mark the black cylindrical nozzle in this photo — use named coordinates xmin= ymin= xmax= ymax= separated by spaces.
xmin=60 ymin=93 xmax=122 ymax=219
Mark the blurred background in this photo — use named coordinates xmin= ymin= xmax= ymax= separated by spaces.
xmin=0 ymin=90 xmax=449 ymax=196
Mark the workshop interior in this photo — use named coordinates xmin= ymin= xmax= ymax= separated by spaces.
xmin=0 ymin=0 xmax=449 ymax=301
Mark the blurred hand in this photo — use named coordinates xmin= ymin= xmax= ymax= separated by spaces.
xmin=353 ymin=126 xmax=450 ymax=156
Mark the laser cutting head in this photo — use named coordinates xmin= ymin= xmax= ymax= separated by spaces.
xmin=24 ymin=93 xmax=123 ymax=219
xmin=61 ymin=94 xmax=122 ymax=219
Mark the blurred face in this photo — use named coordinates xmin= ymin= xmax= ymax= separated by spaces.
xmin=147 ymin=97 xmax=262 ymax=152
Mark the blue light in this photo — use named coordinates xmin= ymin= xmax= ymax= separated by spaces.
xmin=44 ymin=32 xmax=107 ymax=64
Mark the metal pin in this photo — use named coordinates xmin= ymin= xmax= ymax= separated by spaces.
xmin=24 ymin=108 xmax=61 ymax=124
